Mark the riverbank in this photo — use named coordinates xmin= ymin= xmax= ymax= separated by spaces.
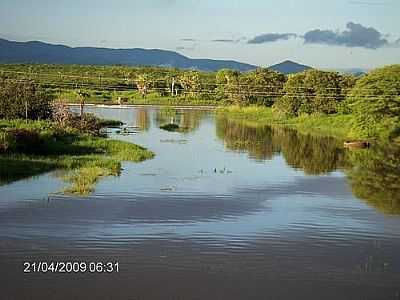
xmin=64 ymin=93 xmax=220 ymax=107
xmin=0 ymin=119 xmax=154 ymax=194
xmin=217 ymin=106 xmax=356 ymax=140
xmin=68 ymin=103 xmax=217 ymax=110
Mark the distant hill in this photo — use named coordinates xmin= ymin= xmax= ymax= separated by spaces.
xmin=0 ymin=38 xmax=257 ymax=72
xmin=334 ymin=68 xmax=368 ymax=76
xmin=268 ymin=60 xmax=312 ymax=74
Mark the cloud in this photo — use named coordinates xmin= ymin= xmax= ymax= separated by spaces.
xmin=247 ymin=33 xmax=297 ymax=44
xmin=211 ymin=37 xmax=247 ymax=43
xmin=347 ymin=1 xmax=394 ymax=6
xmin=211 ymin=39 xmax=236 ymax=43
xmin=303 ymin=22 xmax=389 ymax=49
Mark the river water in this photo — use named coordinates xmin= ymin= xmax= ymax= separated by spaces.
xmin=0 ymin=106 xmax=399 ymax=300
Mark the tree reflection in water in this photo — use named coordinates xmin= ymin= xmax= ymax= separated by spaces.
xmin=135 ymin=108 xmax=150 ymax=131
xmin=155 ymin=108 xmax=205 ymax=133
xmin=216 ymin=116 xmax=344 ymax=174
xmin=345 ymin=144 xmax=400 ymax=214
xmin=216 ymin=116 xmax=400 ymax=214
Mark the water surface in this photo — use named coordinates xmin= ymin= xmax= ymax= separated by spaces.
xmin=1 ymin=106 xmax=399 ymax=300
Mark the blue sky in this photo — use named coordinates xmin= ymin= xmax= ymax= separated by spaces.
xmin=1 ymin=0 xmax=399 ymax=69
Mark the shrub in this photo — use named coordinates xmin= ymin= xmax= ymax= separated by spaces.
xmin=52 ymin=99 xmax=73 ymax=127
xmin=5 ymin=128 xmax=42 ymax=153
xmin=0 ymin=79 xmax=54 ymax=120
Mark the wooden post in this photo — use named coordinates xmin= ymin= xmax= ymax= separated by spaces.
xmin=25 ymin=100 xmax=28 ymax=121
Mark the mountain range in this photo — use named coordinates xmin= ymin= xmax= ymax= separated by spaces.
xmin=0 ymin=38 xmax=311 ymax=74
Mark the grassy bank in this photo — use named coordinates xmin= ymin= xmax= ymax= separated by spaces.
xmin=0 ymin=119 xmax=154 ymax=195
xmin=217 ymin=106 xmax=356 ymax=140
xmin=61 ymin=90 xmax=219 ymax=106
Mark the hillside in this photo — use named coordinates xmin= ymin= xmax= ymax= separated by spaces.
xmin=268 ymin=60 xmax=312 ymax=74
xmin=0 ymin=38 xmax=257 ymax=72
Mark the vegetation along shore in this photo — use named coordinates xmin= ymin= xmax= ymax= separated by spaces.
xmin=0 ymin=63 xmax=399 ymax=141
xmin=0 ymin=79 xmax=154 ymax=195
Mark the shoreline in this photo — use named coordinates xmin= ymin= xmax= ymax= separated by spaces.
xmin=72 ymin=103 xmax=356 ymax=140
xmin=68 ymin=103 xmax=218 ymax=110
xmin=0 ymin=118 xmax=155 ymax=194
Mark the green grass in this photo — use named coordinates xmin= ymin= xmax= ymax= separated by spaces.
xmin=63 ymin=166 xmax=115 ymax=195
xmin=0 ymin=119 xmax=154 ymax=195
xmin=62 ymin=90 xmax=219 ymax=106
xmin=217 ymin=106 xmax=356 ymax=140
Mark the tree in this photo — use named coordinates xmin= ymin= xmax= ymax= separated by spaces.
xmin=135 ymin=74 xmax=152 ymax=98
xmin=0 ymin=79 xmax=53 ymax=120
xmin=76 ymin=89 xmax=90 ymax=120
xmin=274 ymin=70 xmax=356 ymax=116
xmin=178 ymin=71 xmax=202 ymax=98
xmin=347 ymin=65 xmax=400 ymax=139
xmin=215 ymin=69 xmax=240 ymax=102
xmin=224 ymin=68 xmax=286 ymax=106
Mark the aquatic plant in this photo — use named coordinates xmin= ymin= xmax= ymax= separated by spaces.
xmin=160 ymin=123 xmax=180 ymax=132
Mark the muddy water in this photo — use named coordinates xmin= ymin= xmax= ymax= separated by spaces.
xmin=0 ymin=106 xmax=399 ymax=300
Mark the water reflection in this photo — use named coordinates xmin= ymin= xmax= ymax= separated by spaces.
xmin=216 ymin=116 xmax=345 ymax=174
xmin=135 ymin=108 xmax=150 ymax=131
xmin=155 ymin=108 xmax=206 ymax=133
xmin=1 ymin=107 xmax=400 ymax=299
xmin=0 ymin=157 xmax=55 ymax=186
xmin=216 ymin=116 xmax=400 ymax=214
xmin=345 ymin=144 xmax=400 ymax=214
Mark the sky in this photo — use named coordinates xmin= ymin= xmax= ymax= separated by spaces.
xmin=0 ymin=0 xmax=399 ymax=69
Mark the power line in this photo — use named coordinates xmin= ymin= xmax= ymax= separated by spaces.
xmin=1 ymin=69 xmax=396 ymax=93
xmin=2 ymin=78 xmax=399 ymax=99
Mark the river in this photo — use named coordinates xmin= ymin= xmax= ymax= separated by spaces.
xmin=0 ymin=106 xmax=399 ymax=300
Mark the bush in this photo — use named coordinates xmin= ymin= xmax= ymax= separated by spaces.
xmin=0 ymin=79 xmax=54 ymax=120
xmin=52 ymin=100 xmax=73 ymax=127
xmin=5 ymin=128 xmax=42 ymax=153
xmin=51 ymin=100 xmax=109 ymax=135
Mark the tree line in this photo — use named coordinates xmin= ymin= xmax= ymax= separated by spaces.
xmin=0 ymin=64 xmax=399 ymax=139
